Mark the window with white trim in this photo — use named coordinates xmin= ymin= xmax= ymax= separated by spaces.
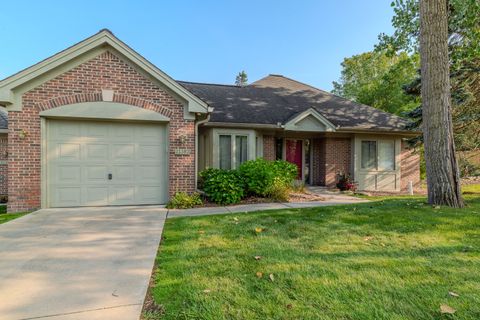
xmin=219 ymin=134 xmax=249 ymax=169
xmin=361 ymin=140 xmax=395 ymax=171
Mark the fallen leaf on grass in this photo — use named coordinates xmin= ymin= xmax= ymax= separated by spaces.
xmin=256 ymin=272 xmax=263 ymax=278
xmin=233 ymin=217 xmax=239 ymax=222
xmin=269 ymin=274 xmax=275 ymax=282
xmin=254 ymin=256 xmax=262 ymax=260
xmin=440 ymin=304 xmax=456 ymax=314
xmin=255 ymin=227 xmax=264 ymax=233
xmin=364 ymin=236 xmax=374 ymax=241
xmin=448 ymin=291 xmax=460 ymax=297
xmin=203 ymin=289 xmax=211 ymax=293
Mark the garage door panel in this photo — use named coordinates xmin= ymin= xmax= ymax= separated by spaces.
xmin=140 ymin=127 xmax=164 ymax=141
xmin=112 ymin=144 xmax=135 ymax=160
xmin=85 ymin=166 xmax=108 ymax=182
xmin=47 ymin=120 xmax=167 ymax=207
xmin=57 ymin=143 xmax=81 ymax=160
xmin=112 ymin=165 xmax=135 ymax=181
xmin=139 ymin=165 xmax=163 ymax=180
xmin=139 ymin=145 xmax=163 ymax=159
xmin=86 ymin=144 xmax=109 ymax=160
xmin=57 ymin=165 xmax=81 ymax=183
xmin=112 ymin=125 xmax=135 ymax=140
xmin=139 ymin=186 xmax=164 ymax=203
xmin=55 ymin=187 xmax=82 ymax=207
xmin=84 ymin=187 xmax=109 ymax=206
xmin=110 ymin=186 xmax=136 ymax=204
xmin=83 ymin=123 xmax=108 ymax=138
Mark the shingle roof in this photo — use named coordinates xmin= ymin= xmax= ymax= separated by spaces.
xmin=179 ymin=75 xmax=412 ymax=132
xmin=0 ymin=108 xmax=7 ymax=130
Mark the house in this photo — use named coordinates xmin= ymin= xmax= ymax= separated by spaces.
xmin=0 ymin=30 xmax=420 ymax=212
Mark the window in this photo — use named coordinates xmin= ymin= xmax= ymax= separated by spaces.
xmin=218 ymin=134 xmax=249 ymax=169
xmin=361 ymin=141 xmax=377 ymax=169
xmin=219 ymin=135 xmax=232 ymax=169
xmin=378 ymin=141 xmax=395 ymax=170
xmin=361 ymin=140 xmax=395 ymax=171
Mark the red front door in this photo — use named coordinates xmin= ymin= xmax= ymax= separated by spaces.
xmin=286 ymin=140 xmax=303 ymax=180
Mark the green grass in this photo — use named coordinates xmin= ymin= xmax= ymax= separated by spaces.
xmin=463 ymin=184 xmax=480 ymax=194
xmin=149 ymin=195 xmax=480 ymax=320
xmin=0 ymin=206 xmax=29 ymax=224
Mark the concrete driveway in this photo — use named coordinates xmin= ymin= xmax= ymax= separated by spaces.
xmin=0 ymin=206 xmax=167 ymax=320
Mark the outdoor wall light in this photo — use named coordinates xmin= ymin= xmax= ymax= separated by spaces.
xmin=18 ymin=129 xmax=28 ymax=140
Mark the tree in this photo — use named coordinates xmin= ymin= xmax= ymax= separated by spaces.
xmin=419 ymin=0 xmax=464 ymax=207
xmin=332 ymin=51 xmax=419 ymax=114
xmin=235 ymin=71 xmax=248 ymax=87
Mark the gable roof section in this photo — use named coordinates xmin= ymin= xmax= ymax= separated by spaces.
xmin=284 ymin=108 xmax=336 ymax=132
xmin=179 ymin=75 xmax=414 ymax=133
xmin=0 ymin=29 xmax=208 ymax=113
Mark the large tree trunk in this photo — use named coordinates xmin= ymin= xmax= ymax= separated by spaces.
xmin=420 ymin=0 xmax=464 ymax=207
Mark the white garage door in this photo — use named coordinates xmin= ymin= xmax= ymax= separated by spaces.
xmin=46 ymin=120 xmax=167 ymax=207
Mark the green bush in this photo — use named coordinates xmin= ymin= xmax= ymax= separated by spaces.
xmin=272 ymin=160 xmax=298 ymax=184
xmin=266 ymin=177 xmax=290 ymax=202
xmin=238 ymin=158 xmax=274 ymax=196
xmin=239 ymin=159 xmax=298 ymax=196
xmin=200 ymin=168 xmax=245 ymax=204
xmin=166 ymin=192 xmax=203 ymax=209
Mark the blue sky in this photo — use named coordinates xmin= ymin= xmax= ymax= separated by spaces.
xmin=0 ymin=1 xmax=394 ymax=91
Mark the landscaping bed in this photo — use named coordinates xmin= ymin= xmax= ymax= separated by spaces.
xmin=144 ymin=195 xmax=480 ymax=319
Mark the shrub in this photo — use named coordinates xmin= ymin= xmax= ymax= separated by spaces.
xmin=166 ymin=192 xmax=203 ymax=209
xmin=272 ymin=160 xmax=298 ymax=184
xmin=200 ymin=168 xmax=245 ymax=204
xmin=336 ymin=174 xmax=357 ymax=191
xmin=238 ymin=159 xmax=274 ymax=196
xmin=239 ymin=159 xmax=298 ymax=196
xmin=266 ymin=177 xmax=290 ymax=202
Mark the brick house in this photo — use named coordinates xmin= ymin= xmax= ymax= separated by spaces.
xmin=0 ymin=30 xmax=420 ymax=212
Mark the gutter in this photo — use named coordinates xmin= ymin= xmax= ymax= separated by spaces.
xmin=194 ymin=110 xmax=212 ymax=189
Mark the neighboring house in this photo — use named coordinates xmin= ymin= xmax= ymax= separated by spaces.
xmin=0 ymin=30 xmax=420 ymax=213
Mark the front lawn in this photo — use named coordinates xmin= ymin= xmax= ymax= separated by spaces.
xmin=147 ymin=196 xmax=480 ymax=319
xmin=0 ymin=212 xmax=28 ymax=224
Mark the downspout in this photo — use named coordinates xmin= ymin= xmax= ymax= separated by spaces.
xmin=194 ymin=108 xmax=213 ymax=190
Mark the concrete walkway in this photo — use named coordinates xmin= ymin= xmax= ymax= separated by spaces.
xmin=168 ymin=192 xmax=368 ymax=218
xmin=0 ymin=206 xmax=166 ymax=320
xmin=0 ymin=192 xmax=365 ymax=320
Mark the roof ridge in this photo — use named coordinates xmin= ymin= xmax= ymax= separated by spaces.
xmin=177 ymin=80 xmax=241 ymax=88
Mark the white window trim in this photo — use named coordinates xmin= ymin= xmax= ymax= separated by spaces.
xmin=357 ymin=137 xmax=400 ymax=173
xmin=353 ymin=135 xmax=401 ymax=192
xmin=212 ymin=128 xmax=256 ymax=169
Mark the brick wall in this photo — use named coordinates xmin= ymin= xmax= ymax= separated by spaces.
xmin=400 ymin=140 xmax=421 ymax=191
xmin=262 ymin=135 xmax=276 ymax=161
xmin=311 ymin=137 xmax=352 ymax=187
xmin=8 ymin=51 xmax=195 ymax=212
xmin=0 ymin=135 xmax=7 ymax=197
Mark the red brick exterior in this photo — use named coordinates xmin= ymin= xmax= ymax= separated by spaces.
xmin=400 ymin=140 xmax=421 ymax=191
xmin=262 ymin=135 xmax=276 ymax=161
xmin=0 ymin=135 xmax=7 ymax=198
xmin=8 ymin=51 xmax=195 ymax=212
xmin=318 ymin=138 xmax=352 ymax=187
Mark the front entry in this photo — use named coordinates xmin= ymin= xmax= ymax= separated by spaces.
xmin=285 ymin=139 xmax=303 ymax=180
